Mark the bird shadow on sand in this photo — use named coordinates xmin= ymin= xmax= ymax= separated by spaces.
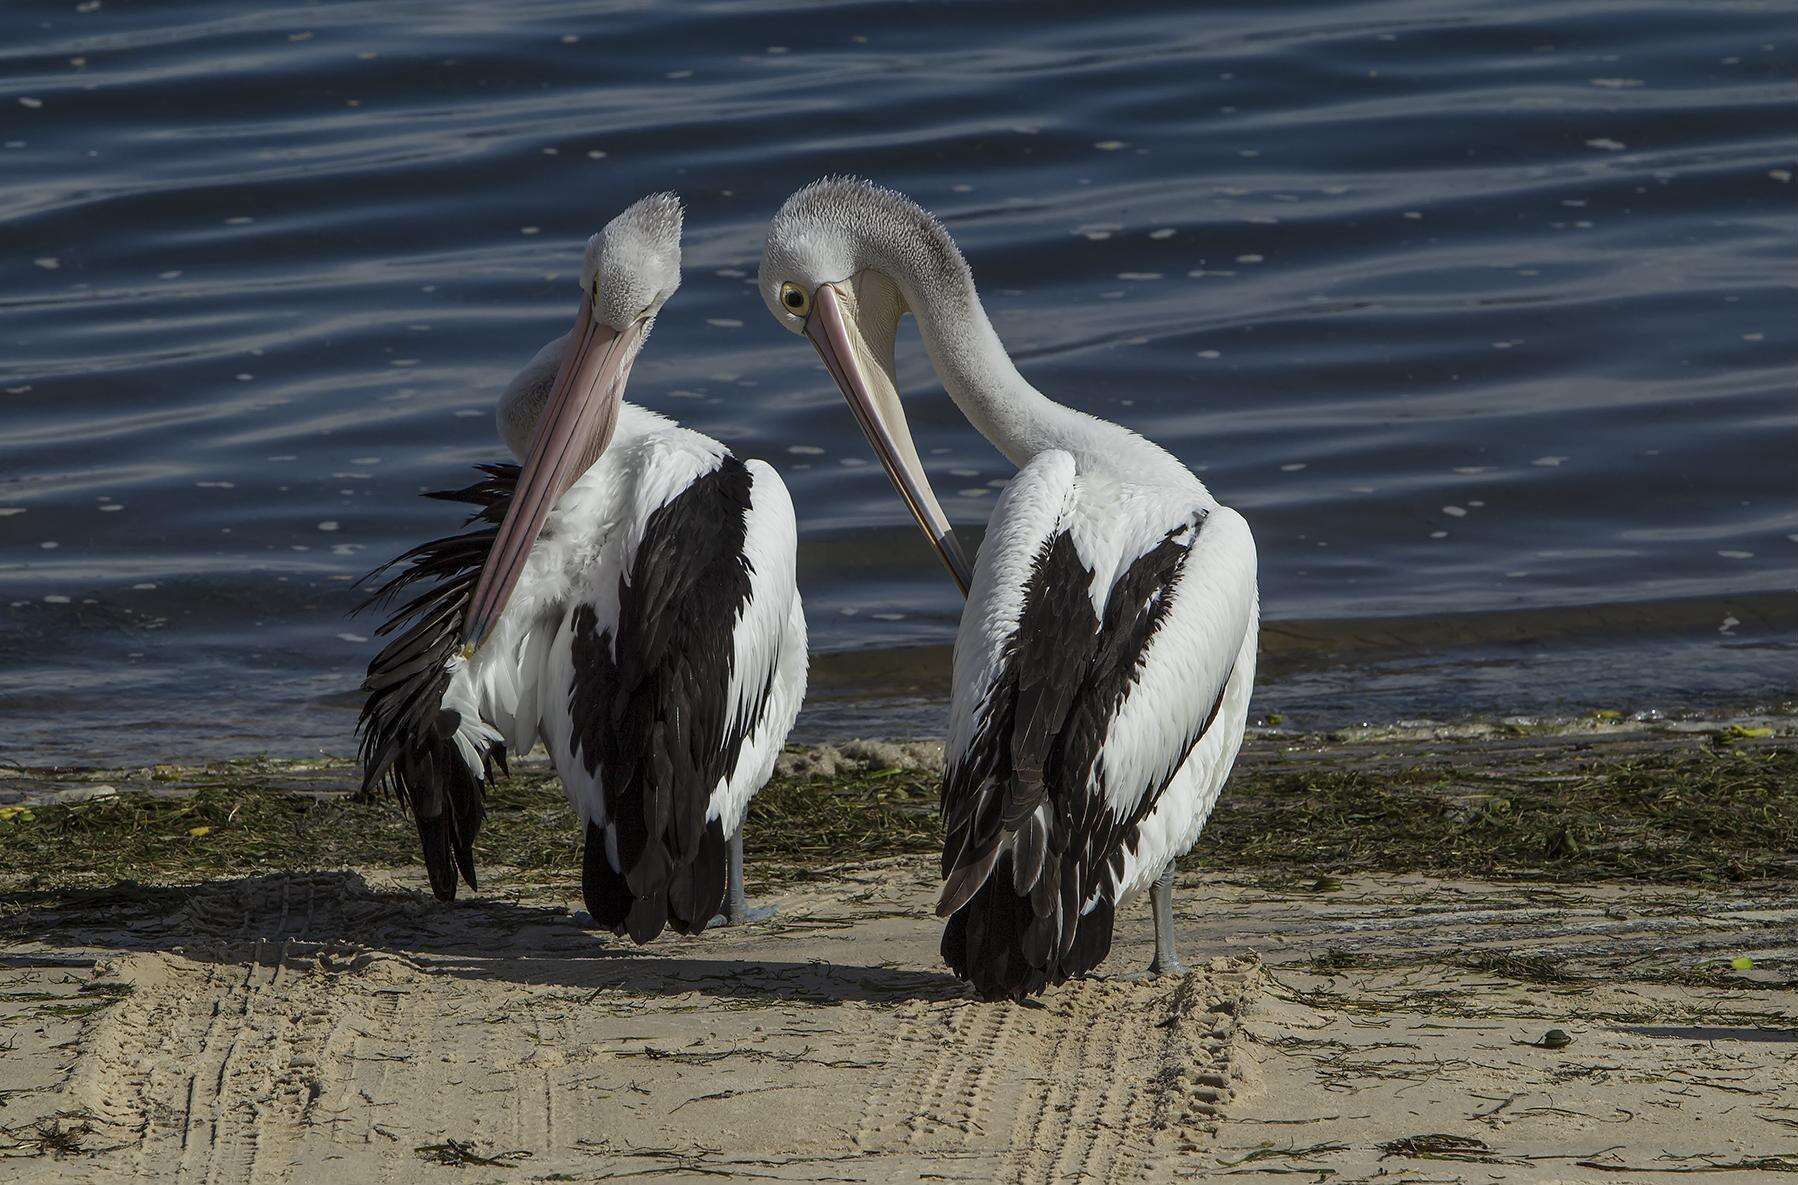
xmin=2 ymin=869 xmax=966 ymax=1005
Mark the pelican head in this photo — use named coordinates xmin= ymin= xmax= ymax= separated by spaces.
xmin=759 ymin=177 xmax=972 ymax=594
xmin=464 ymin=191 xmax=684 ymax=652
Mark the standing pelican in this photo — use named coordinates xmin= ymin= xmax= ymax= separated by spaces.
xmin=759 ymin=178 xmax=1257 ymax=1000
xmin=359 ymin=193 xmax=805 ymax=940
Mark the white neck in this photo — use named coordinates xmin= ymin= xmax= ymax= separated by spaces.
xmin=899 ymin=272 xmax=1191 ymax=488
xmin=914 ymin=296 xmax=1075 ymax=467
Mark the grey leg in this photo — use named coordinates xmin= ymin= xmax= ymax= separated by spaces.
xmin=1148 ymin=865 xmax=1187 ymax=977
xmin=711 ymin=827 xmax=776 ymax=928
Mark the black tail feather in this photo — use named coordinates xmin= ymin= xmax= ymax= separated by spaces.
xmin=416 ymin=813 xmax=461 ymax=902
xmin=1066 ymin=897 xmax=1116 ymax=975
xmin=666 ymin=818 xmax=728 ymax=935
xmin=941 ymin=850 xmax=1117 ymax=1001
xmin=354 ymin=463 xmax=517 ymax=899
xmin=582 ymin=821 xmax=632 ymax=932
xmin=582 ymin=817 xmax=727 ymax=940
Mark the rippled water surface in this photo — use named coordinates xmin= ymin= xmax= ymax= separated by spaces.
xmin=3 ymin=0 xmax=1794 ymax=764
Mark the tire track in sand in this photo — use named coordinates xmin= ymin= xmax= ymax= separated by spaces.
xmin=853 ymin=963 xmax=1255 ymax=1181
xmin=35 ymin=870 xmax=1258 ymax=1185
xmin=60 ymin=876 xmax=430 ymax=1185
xmin=1001 ymin=970 xmax=1253 ymax=1185
xmin=176 ymin=878 xmax=330 ymax=1185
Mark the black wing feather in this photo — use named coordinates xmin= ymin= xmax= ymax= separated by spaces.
xmin=354 ymin=464 xmax=517 ymax=901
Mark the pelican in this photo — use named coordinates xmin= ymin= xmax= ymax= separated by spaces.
xmin=358 ymin=193 xmax=805 ymax=940
xmin=759 ymin=178 xmax=1258 ymax=1000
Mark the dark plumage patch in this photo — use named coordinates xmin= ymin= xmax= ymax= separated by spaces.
xmin=568 ymin=454 xmax=759 ymax=942
xmin=940 ymin=512 xmax=1227 ymax=1001
xmin=355 ymin=464 xmax=517 ymax=901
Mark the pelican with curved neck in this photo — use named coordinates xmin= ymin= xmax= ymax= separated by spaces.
xmin=760 ymin=177 xmax=1259 ymax=998
xmin=758 ymin=177 xmax=1193 ymax=592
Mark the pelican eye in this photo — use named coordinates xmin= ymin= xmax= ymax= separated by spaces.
xmin=779 ymin=282 xmax=810 ymax=315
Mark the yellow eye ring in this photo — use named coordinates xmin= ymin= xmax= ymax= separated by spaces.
xmin=779 ymin=282 xmax=810 ymax=316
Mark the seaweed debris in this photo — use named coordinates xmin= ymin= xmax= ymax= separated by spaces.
xmin=1 ymin=739 xmax=1791 ymax=899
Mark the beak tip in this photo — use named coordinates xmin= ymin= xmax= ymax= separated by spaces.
xmin=459 ymin=600 xmax=492 ymax=657
xmin=943 ymin=536 xmax=973 ymax=597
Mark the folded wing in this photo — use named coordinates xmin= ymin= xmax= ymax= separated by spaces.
xmin=939 ymin=451 xmax=1254 ymax=999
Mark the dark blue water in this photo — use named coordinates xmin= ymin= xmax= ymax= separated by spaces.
xmin=2 ymin=1 xmax=1794 ymax=764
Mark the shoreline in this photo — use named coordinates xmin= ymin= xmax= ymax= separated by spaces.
xmin=8 ymin=587 xmax=1796 ymax=769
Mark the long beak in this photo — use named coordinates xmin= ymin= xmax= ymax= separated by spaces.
xmin=463 ymin=296 xmax=642 ymax=652
xmin=805 ymin=284 xmax=972 ymax=597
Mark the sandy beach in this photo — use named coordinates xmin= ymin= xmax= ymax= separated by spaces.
xmin=3 ymin=720 xmax=1795 ymax=1182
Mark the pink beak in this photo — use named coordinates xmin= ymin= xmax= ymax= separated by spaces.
xmin=804 ymin=284 xmax=972 ymax=596
xmin=463 ymin=296 xmax=643 ymax=651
